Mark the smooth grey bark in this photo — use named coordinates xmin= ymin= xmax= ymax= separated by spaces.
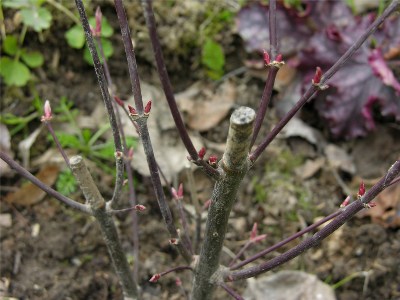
xmin=191 ymin=107 xmax=255 ymax=300
xmin=70 ymin=156 xmax=138 ymax=300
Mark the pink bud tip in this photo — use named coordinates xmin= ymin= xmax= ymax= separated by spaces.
xmin=128 ymin=105 xmax=138 ymax=115
xmin=149 ymin=274 xmax=161 ymax=283
xmin=115 ymin=151 xmax=123 ymax=158
xmin=134 ymin=204 xmax=146 ymax=211
xmin=368 ymin=201 xmax=377 ymax=207
xmin=312 ymin=67 xmax=322 ymax=84
xmin=208 ymin=155 xmax=218 ymax=165
xmin=94 ymin=7 xmax=102 ymax=36
xmin=253 ymin=234 xmax=267 ymax=243
xmin=114 ymin=96 xmax=124 ymax=107
xmin=250 ymin=223 xmax=258 ymax=240
xmin=128 ymin=147 xmax=134 ymax=159
xmin=358 ymin=181 xmax=366 ymax=197
xmin=263 ymin=50 xmax=270 ymax=65
xmin=41 ymin=100 xmax=53 ymax=122
xmin=171 ymin=187 xmax=179 ymax=199
xmin=175 ymin=277 xmax=182 ymax=286
xmin=178 ymin=183 xmax=183 ymax=198
xmin=340 ymin=195 xmax=350 ymax=208
xmin=275 ymin=54 xmax=283 ymax=62
xmin=169 ymin=238 xmax=179 ymax=245
xmin=144 ymin=100 xmax=152 ymax=114
xmin=198 ymin=147 xmax=206 ymax=160
xmin=203 ymin=199 xmax=211 ymax=210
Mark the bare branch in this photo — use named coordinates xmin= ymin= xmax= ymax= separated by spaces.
xmin=74 ymin=0 xmax=124 ymax=206
xmin=226 ymin=160 xmax=400 ymax=281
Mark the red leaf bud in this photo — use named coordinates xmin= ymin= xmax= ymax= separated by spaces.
xmin=134 ymin=204 xmax=146 ymax=211
xmin=275 ymin=54 xmax=283 ymax=62
xmin=198 ymin=147 xmax=206 ymax=160
xmin=171 ymin=184 xmax=183 ymax=200
xmin=128 ymin=105 xmax=138 ymax=115
xmin=93 ymin=7 xmax=102 ymax=37
xmin=312 ymin=67 xmax=322 ymax=84
xmin=169 ymin=238 xmax=179 ymax=245
xmin=358 ymin=181 xmax=365 ymax=198
xmin=127 ymin=147 xmax=134 ymax=159
xmin=178 ymin=183 xmax=183 ymax=198
xmin=263 ymin=50 xmax=271 ymax=65
xmin=41 ymin=100 xmax=53 ymax=122
xmin=250 ymin=223 xmax=258 ymax=240
xmin=149 ymin=273 xmax=161 ymax=283
xmin=175 ymin=277 xmax=182 ymax=286
xmin=144 ymin=100 xmax=152 ymax=114
xmin=203 ymin=199 xmax=211 ymax=210
xmin=208 ymin=155 xmax=218 ymax=166
xmin=340 ymin=195 xmax=350 ymax=208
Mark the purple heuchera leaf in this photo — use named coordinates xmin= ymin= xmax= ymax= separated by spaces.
xmin=236 ymin=2 xmax=310 ymax=56
xmin=368 ymin=48 xmax=400 ymax=93
xmin=315 ymin=61 xmax=398 ymax=139
xmin=296 ymin=13 xmax=400 ymax=139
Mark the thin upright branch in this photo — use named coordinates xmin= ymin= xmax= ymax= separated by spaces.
xmin=250 ymin=68 xmax=279 ymax=148
xmin=250 ymin=0 xmax=279 ymax=148
xmin=226 ymin=160 xmax=400 ymax=281
xmin=141 ymin=0 xmax=221 ymax=179
xmin=0 ymin=151 xmax=90 ymax=214
xmin=114 ymin=0 xmax=144 ymax=113
xmin=113 ymin=0 xmax=192 ymax=263
xmin=269 ymin=0 xmax=277 ymax=58
xmin=43 ymin=121 xmax=70 ymax=168
xmin=74 ymin=0 xmax=124 ymax=206
xmin=250 ymin=0 xmax=400 ymax=162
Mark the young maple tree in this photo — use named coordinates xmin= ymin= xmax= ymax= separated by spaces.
xmin=1 ymin=0 xmax=399 ymax=299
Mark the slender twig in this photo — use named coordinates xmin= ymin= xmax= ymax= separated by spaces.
xmin=269 ymin=0 xmax=277 ymax=58
xmin=141 ymin=0 xmax=221 ymax=179
xmin=43 ymin=121 xmax=70 ymax=168
xmin=250 ymin=0 xmax=400 ymax=162
xmin=159 ymin=265 xmax=193 ymax=277
xmin=186 ymin=165 xmax=202 ymax=253
xmin=226 ymin=160 xmax=400 ymax=281
xmin=95 ymin=31 xmax=142 ymax=283
xmin=113 ymin=0 xmax=192 ymax=263
xmin=114 ymin=0 xmax=144 ymax=113
xmin=0 ymin=151 xmax=90 ymax=214
xmin=250 ymin=68 xmax=279 ymax=148
xmin=230 ymin=210 xmax=342 ymax=270
xmin=175 ymin=196 xmax=194 ymax=254
xmin=74 ymin=0 xmax=124 ymax=207
xmin=251 ymin=0 xmax=279 ymax=149
xmin=69 ymin=155 xmax=138 ymax=299
xmin=219 ymin=283 xmax=244 ymax=300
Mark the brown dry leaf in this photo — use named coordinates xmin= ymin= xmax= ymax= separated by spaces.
xmin=4 ymin=164 xmax=59 ymax=206
xmin=358 ymin=183 xmax=400 ymax=228
xmin=176 ymin=81 xmax=236 ymax=131
xmin=295 ymin=158 xmax=325 ymax=180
